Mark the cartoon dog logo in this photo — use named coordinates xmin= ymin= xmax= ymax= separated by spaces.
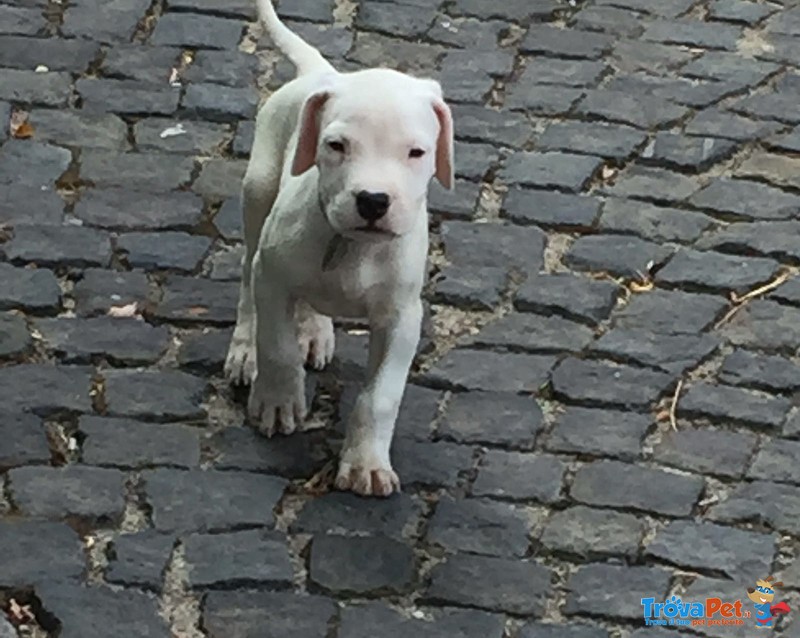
xmin=747 ymin=575 xmax=791 ymax=628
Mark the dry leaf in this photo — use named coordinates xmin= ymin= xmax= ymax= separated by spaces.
xmin=13 ymin=121 xmax=34 ymax=139
xmin=107 ymin=302 xmax=139 ymax=318
xmin=302 ymin=460 xmax=336 ymax=496
xmin=629 ymin=280 xmax=654 ymax=293
xmin=655 ymin=409 xmax=671 ymax=422
xmin=8 ymin=598 xmax=35 ymax=624
xmin=160 ymin=123 xmax=187 ymax=139
xmin=187 ymin=306 xmax=209 ymax=316
xmin=9 ymin=110 xmax=34 ymax=139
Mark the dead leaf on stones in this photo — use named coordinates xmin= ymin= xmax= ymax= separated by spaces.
xmin=107 ymin=302 xmax=140 ymax=318
xmin=10 ymin=110 xmax=34 ymax=139
xmin=187 ymin=306 xmax=209 ymax=316
xmin=160 ymin=123 xmax=187 ymax=139
xmin=0 ymin=223 xmax=11 ymax=243
xmin=601 ymin=166 xmax=617 ymax=182
xmin=655 ymin=408 xmax=671 ymax=422
xmin=302 ymin=460 xmax=336 ymax=496
xmin=629 ymin=280 xmax=654 ymax=293
xmin=168 ymin=67 xmax=181 ymax=87
xmin=8 ymin=598 xmax=35 ymax=625
xmin=738 ymin=28 xmax=775 ymax=57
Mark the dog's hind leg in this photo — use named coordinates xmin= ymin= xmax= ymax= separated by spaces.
xmin=296 ymin=301 xmax=335 ymax=370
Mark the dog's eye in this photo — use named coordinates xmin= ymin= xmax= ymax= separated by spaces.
xmin=328 ymin=141 xmax=345 ymax=153
xmin=409 ymin=148 xmax=426 ymax=158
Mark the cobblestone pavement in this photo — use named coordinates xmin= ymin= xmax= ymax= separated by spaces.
xmin=4 ymin=0 xmax=800 ymax=636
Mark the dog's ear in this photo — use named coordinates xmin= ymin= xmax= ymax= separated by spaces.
xmin=432 ymin=99 xmax=454 ymax=190
xmin=292 ymin=90 xmax=331 ymax=176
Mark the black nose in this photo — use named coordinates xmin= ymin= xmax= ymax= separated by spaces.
xmin=356 ymin=191 xmax=390 ymax=222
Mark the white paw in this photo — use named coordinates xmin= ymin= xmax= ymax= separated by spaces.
xmin=297 ymin=313 xmax=335 ymax=371
xmin=335 ymin=448 xmax=400 ymax=498
xmin=224 ymin=331 xmax=256 ymax=386
xmin=247 ymin=367 xmax=306 ymax=437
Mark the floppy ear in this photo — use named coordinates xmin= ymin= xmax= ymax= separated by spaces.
xmin=432 ymin=99 xmax=454 ymax=190
xmin=292 ymin=90 xmax=331 ymax=176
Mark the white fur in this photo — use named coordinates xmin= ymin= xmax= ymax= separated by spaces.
xmin=224 ymin=0 xmax=454 ymax=497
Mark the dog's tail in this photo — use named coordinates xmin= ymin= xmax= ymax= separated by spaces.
xmin=255 ymin=0 xmax=335 ymax=75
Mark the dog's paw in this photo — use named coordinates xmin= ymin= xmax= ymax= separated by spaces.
xmin=335 ymin=450 xmax=400 ymax=498
xmin=297 ymin=313 xmax=335 ymax=371
xmin=224 ymin=334 xmax=256 ymax=386
xmin=248 ymin=369 xmax=306 ymax=437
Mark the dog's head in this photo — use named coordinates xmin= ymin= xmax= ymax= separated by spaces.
xmin=291 ymin=69 xmax=453 ymax=240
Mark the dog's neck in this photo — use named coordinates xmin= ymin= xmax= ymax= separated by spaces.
xmin=322 ymin=233 xmax=351 ymax=271
xmin=317 ymin=190 xmax=352 ymax=272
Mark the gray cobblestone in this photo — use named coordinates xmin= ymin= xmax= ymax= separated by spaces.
xmin=427 ymin=554 xmax=552 ymax=615
xmin=438 ymin=392 xmax=543 ymax=447
xmin=427 ymin=496 xmax=531 ymax=557
xmin=678 ymin=381 xmax=791 ymax=429
xmin=644 ymin=520 xmax=775 ymax=579
xmin=552 ymin=358 xmax=673 ymax=409
xmin=339 ymin=604 xmax=505 ymax=638
xmin=310 ymin=534 xmax=414 ymax=595
xmin=185 ymin=528 xmax=293 ymax=589
xmin=565 ymin=564 xmax=671 ymax=620
xmin=473 ymin=451 xmax=566 ymax=502
xmin=540 ymin=506 xmax=643 ymax=559
xmin=9 ymin=465 xmax=127 ymax=521
xmin=545 ymin=407 xmax=650 ymax=460
xmin=143 ymin=468 xmax=287 ymax=532
xmin=570 ymin=460 xmax=704 ymax=515
xmin=654 ymin=427 xmax=758 ymax=478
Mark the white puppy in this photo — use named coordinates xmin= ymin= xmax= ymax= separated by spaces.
xmin=224 ymin=0 xmax=454 ymax=497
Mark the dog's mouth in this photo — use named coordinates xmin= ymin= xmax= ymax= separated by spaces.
xmin=353 ymin=226 xmax=396 ymax=238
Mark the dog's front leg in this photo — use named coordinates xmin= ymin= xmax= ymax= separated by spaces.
xmin=336 ymin=300 xmax=422 ymax=497
xmin=248 ymin=253 xmax=306 ymax=437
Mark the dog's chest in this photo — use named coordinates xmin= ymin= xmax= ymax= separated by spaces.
xmin=299 ymin=266 xmax=373 ymax=317
xmin=295 ymin=241 xmax=407 ymax=318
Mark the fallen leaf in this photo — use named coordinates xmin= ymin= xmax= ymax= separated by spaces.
xmin=160 ymin=123 xmax=187 ymax=139
xmin=107 ymin=302 xmax=139 ymax=318
xmin=168 ymin=67 xmax=181 ymax=86
xmin=187 ymin=306 xmax=209 ymax=316
xmin=655 ymin=408 xmax=671 ymax=422
xmin=9 ymin=110 xmax=34 ymax=139
xmin=8 ymin=598 xmax=35 ymax=624
xmin=629 ymin=280 xmax=654 ymax=293
xmin=12 ymin=121 xmax=34 ymax=139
